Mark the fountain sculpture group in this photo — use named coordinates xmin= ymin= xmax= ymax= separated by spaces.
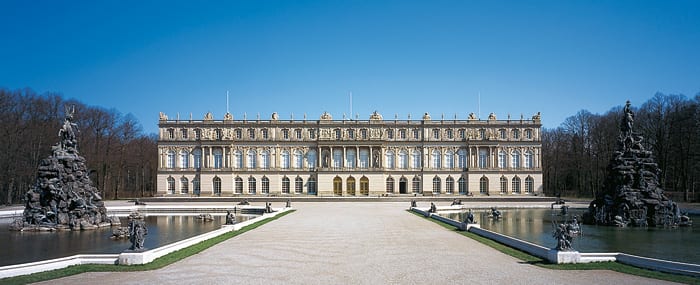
xmin=10 ymin=107 xmax=118 ymax=231
xmin=583 ymin=101 xmax=691 ymax=227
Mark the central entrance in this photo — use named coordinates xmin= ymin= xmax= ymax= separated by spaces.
xmin=399 ymin=177 xmax=408 ymax=194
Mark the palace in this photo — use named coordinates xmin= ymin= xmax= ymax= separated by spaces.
xmin=156 ymin=111 xmax=543 ymax=197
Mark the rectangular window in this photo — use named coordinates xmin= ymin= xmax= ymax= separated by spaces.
xmin=262 ymin=129 xmax=269 ymax=139
xmin=387 ymin=129 xmax=394 ymax=139
xmin=194 ymin=129 xmax=201 ymax=140
xmin=215 ymin=129 xmax=222 ymax=140
xmin=525 ymin=129 xmax=532 ymax=140
xmin=513 ymin=129 xmax=520 ymax=139
xmin=309 ymin=129 xmax=316 ymax=139
xmin=295 ymin=129 xmax=302 ymax=140
xmin=479 ymin=129 xmax=486 ymax=139
xmin=168 ymin=129 xmax=174 ymax=139
xmin=500 ymin=129 xmax=506 ymax=139
xmin=446 ymin=129 xmax=453 ymax=139
xmin=413 ymin=129 xmax=420 ymax=139
xmin=335 ymin=129 xmax=341 ymax=140
xmin=348 ymin=129 xmax=354 ymax=139
xmin=282 ymin=129 xmax=289 ymax=139
xmin=249 ymin=128 xmax=255 ymax=139
xmin=360 ymin=129 xmax=367 ymax=139
xmin=235 ymin=129 xmax=242 ymax=139
xmin=400 ymin=129 xmax=407 ymax=139
xmin=432 ymin=129 xmax=439 ymax=139
xmin=458 ymin=129 xmax=465 ymax=139
xmin=181 ymin=129 xmax=188 ymax=139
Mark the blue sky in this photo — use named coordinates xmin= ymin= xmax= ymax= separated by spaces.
xmin=2 ymin=0 xmax=699 ymax=134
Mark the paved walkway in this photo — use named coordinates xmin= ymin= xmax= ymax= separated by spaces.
xmin=37 ymin=202 xmax=677 ymax=285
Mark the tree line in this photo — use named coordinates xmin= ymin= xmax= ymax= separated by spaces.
xmin=543 ymin=92 xmax=700 ymax=202
xmin=0 ymin=87 xmax=158 ymax=205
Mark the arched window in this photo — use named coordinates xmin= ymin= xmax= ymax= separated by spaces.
xmin=480 ymin=176 xmax=489 ymax=194
xmin=512 ymin=176 xmax=521 ymax=194
xmin=359 ymin=149 xmax=369 ymax=169
xmin=234 ymin=177 xmax=243 ymax=194
xmin=431 ymin=150 xmax=441 ymax=169
xmin=446 ymin=176 xmax=454 ymax=194
xmin=193 ymin=148 xmax=202 ymax=169
xmin=261 ymin=176 xmax=270 ymax=194
xmin=478 ymin=149 xmax=488 ymax=168
xmin=498 ymin=150 xmax=507 ymax=169
xmin=444 ymin=150 xmax=454 ymax=169
xmin=333 ymin=149 xmax=343 ymax=169
xmin=500 ymin=176 xmax=508 ymax=194
xmin=347 ymin=177 xmax=356 ymax=195
xmin=247 ymin=150 xmax=257 ymax=169
xmin=295 ymin=176 xmax=303 ymax=193
xmin=193 ymin=176 xmax=201 ymax=196
xmin=412 ymin=176 xmax=421 ymax=193
xmin=308 ymin=177 xmax=317 ymax=195
xmin=167 ymin=176 xmax=175 ymax=194
xmin=293 ymin=150 xmax=304 ymax=169
xmin=386 ymin=177 xmax=395 ymax=193
xmin=411 ymin=150 xmax=421 ymax=169
xmin=386 ymin=150 xmax=395 ymax=169
xmin=346 ymin=149 xmax=356 ymax=169
xmin=525 ymin=150 xmax=534 ymax=169
xmin=307 ymin=150 xmax=317 ymax=169
xmin=458 ymin=176 xmax=467 ymax=194
xmin=282 ymin=177 xmax=290 ymax=194
xmin=248 ymin=176 xmax=256 ymax=194
xmin=213 ymin=176 xmax=222 ymax=195
xmin=511 ymin=150 xmax=521 ymax=169
xmin=281 ymin=150 xmax=290 ymax=169
xmin=458 ymin=149 xmax=467 ymax=169
xmin=213 ymin=148 xmax=223 ymax=169
xmin=233 ymin=150 xmax=243 ymax=169
xmin=180 ymin=150 xmax=189 ymax=169
xmin=333 ymin=176 xmax=342 ymax=195
xmin=360 ymin=176 xmax=369 ymax=196
xmin=166 ymin=151 xmax=176 ymax=169
xmin=260 ymin=150 xmax=270 ymax=169
xmin=525 ymin=176 xmax=534 ymax=193
xmin=398 ymin=150 xmax=408 ymax=169
xmin=180 ymin=177 xmax=189 ymax=194
xmin=432 ymin=176 xmax=441 ymax=194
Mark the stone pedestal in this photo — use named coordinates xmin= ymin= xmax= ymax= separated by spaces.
xmin=118 ymin=252 xmax=148 ymax=265
xmin=547 ymin=249 xmax=581 ymax=264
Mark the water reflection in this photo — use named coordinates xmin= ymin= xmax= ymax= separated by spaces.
xmin=0 ymin=214 xmax=255 ymax=266
xmin=442 ymin=209 xmax=699 ymax=264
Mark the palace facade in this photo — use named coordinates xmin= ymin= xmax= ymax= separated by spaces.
xmin=156 ymin=111 xmax=543 ymax=197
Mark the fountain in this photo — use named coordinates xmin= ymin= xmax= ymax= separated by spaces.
xmin=582 ymin=101 xmax=691 ymax=227
xmin=9 ymin=106 xmax=117 ymax=231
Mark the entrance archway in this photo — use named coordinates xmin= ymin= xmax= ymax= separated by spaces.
xmin=399 ymin=177 xmax=408 ymax=194
xmin=347 ymin=176 xmax=356 ymax=196
xmin=333 ymin=177 xmax=342 ymax=196
xmin=360 ymin=176 xmax=369 ymax=196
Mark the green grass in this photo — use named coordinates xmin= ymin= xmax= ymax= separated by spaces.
xmin=409 ymin=210 xmax=700 ymax=285
xmin=1 ymin=210 xmax=295 ymax=285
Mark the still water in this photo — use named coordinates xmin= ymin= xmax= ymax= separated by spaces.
xmin=442 ymin=208 xmax=699 ymax=264
xmin=0 ymin=215 xmax=254 ymax=266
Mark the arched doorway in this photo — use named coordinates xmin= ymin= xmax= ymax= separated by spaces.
xmin=360 ymin=176 xmax=369 ymax=196
xmin=399 ymin=177 xmax=408 ymax=194
xmin=347 ymin=176 xmax=356 ymax=196
xmin=333 ymin=176 xmax=342 ymax=196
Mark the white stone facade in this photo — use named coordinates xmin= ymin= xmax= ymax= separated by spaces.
xmin=156 ymin=111 xmax=543 ymax=196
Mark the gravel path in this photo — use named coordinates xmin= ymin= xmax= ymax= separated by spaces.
xmin=37 ymin=202 xmax=678 ymax=285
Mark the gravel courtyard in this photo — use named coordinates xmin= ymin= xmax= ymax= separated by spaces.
xmin=39 ymin=202 xmax=679 ymax=285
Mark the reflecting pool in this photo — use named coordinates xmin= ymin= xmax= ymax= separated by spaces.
xmin=0 ymin=214 xmax=254 ymax=266
xmin=442 ymin=208 xmax=699 ymax=264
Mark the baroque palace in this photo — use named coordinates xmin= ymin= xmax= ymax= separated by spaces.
xmin=157 ymin=111 xmax=543 ymax=197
